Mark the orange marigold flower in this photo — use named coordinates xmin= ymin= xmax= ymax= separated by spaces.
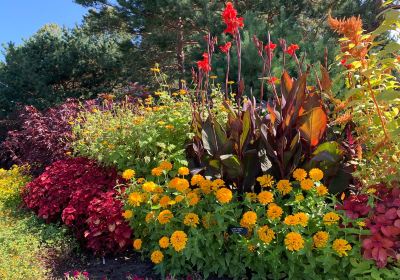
xmin=187 ymin=192 xmax=200 ymax=206
xmin=150 ymin=250 xmax=164 ymax=264
xmin=183 ymin=213 xmax=200 ymax=227
xmin=170 ymin=230 xmax=188 ymax=252
xmin=142 ymin=181 xmax=157 ymax=192
xmin=323 ymin=212 xmax=340 ymax=226
xmin=309 ymin=168 xmax=324 ymax=181
xmin=159 ymin=236 xmax=170 ymax=249
xmin=246 ymin=192 xmax=258 ymax=202
xmin=257 ymin=225 xmax=275 ymax=244
xmin=178 ymin=167 xmax=190 ymax=176
xmin=128 ymin=192 xmax=143 ymax=207
xmin=151 ymin=167 xmax=163 ymax=177
xmin=277 ymin=180 xmax=292 ymax=195
xmin=257 ymin=191 xmax=274 ymax=205
xmin=159 ymin=195 xmax=171 ymax=208
xmin=294 ymin=212 xmax=308 ymax=227
xmin=122 ymin=210 xmax=133 ymax=219
xmin=175 ymin=195 xmax=184 ymax=203
xmin=200 ymin=179 xmax=213 ymax=194
xmin=300 ymin=178 xmax=314 ymax=191
xmin=267 ymin=203 xmax=283 ymax=220
xmin=190 ymin=174 xmax=205 ymax=186
xmin=240 ymin=211 xmax=257 ymax=229
xmin=332 ymin=239 xmax=352 ymax=256
xmin=284 ymin=232 xmax=304 ymax=251
xmin=216 ymin=188 xmax=232 ymax=204
xmin=257 ymin=174 xmax=275 ymax=188
xmin=158 ymin=210 xmax=173 ymax=224
xmin=316 ymin=185 xmax=328 ymax=196
xmin=133 ymin=239 xmax=142 ymax=250
xmin=159 ymin=161 xmax=173 ymax=171
xmin=212 ymin=178 xmax=225 ymax=189
xmin=175 ymin=178 xmax=190 ymax=193
xmin=145 ymin=211 xmax=155 ymax=223
xmin=293 ymin=168 xmax=307 ymax=181
xmin=313 ymin=231 xmax=329 ymax=248
xmin=122 ymin=169 xmax=135 ymax=180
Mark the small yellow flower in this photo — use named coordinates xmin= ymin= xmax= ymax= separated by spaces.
xmin=122 ymin=210 xmax=133 ymax=219
xmin=245 ymin=192 xmax=258 ymax=202
xmin=294 ymin=212 xmax=309 ymax=227
xmin=179 ymin=89 xmax=188 ymax=95
xmin=150 ymin=67 xmax=161 ymax=73
xmin=183 ymin=213 xmax=200 ymax=227
xmin=257 ymin=191 xmax=274 ymax=205
xmin=316 ymin=185 xmax=328 ymax=196
xmin=332 ymin=239 xmax=352 ymax=256
xmin=158 ymin=210 xmax=173 ymax=224
xmin=200 ymin=179 xmax=213 ymax=194
xmin=150 ymin=250 xmax=164 ymax=264
xmin=357 ymin=221 xmax=366 ymax=227
xmin=300 ymin=179 xmax=314 ymax=191
xmin=216 ymin=188 xmax=232 ymax=204
xmin=309 ymin=168 xmax=324 ymax=181
xmin=159 ymin=236 xmax=170 ymax=249
xmin=211 ymin=178 xmax=225 ymax=189
xmin=257 ymin=174 xmax=275 ymax=188
xmin=240 ymin=211 xmax=257 ymax=229
xmin=133 ymin=239 xmax=142 ymax=250
xmin=323 ymin=212 xmax=340 ymax=226
xmin=267 ymin=203 xmax=283 ymax=220
xmin=295 ymin=194 xmax=304 ymax=202
xmin=366 ymin=188 xmax=376 ymax=194
xmin=293 ymin=168 xmax=307 ymax=181
xmin=142 ymin=181 xmax=157 ymax=192
xmin=170 ymin=230 xmax=188 ymax=252
xmin=122 ymin=169 xmax=135 ymax=180
xmin=284 ymin=232 xmax=304 ymax=251
xmin=151 ymin=167 xmax=164 ymax=177
xmin=175 ymin=178 xmax=189 ymax=193
xmin=190 ymin=174 xmax=205 ymax=186
xmin=159 ymin=161 xmax=173 ymax=171
xmin=313 ymin=231 xmax=329 ymax=248
xmin=257 ymin=225 xmax=275 ymax=244
xmin=128 ymin=192 xmax=143 ymax=206
xmin=187 ymin=192 xmax=200 ymax=206
xmin=159 ymin=195 xmax=171 ymax=208
xmin=178 ymin=167 xmax=190 ymax=176
xmin=277 ymin=180 xmax=292 ymax=195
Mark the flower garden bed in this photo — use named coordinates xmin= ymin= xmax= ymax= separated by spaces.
xmin=0 ymin=1 xmax=399 ymax=280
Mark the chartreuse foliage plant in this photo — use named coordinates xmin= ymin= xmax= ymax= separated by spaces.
xmin=328 ymin=3 xmax=400 ymax=184
xmin=0 ymin=166 xmax=76 ymax=280
xmin=72 ymin=86 xmax=192 ymax=177
xmin=121 ymin=163 xmax=374 ymax=279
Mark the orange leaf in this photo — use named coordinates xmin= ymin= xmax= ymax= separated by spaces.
xmin=299 ymin=107 xmax=327 ymax=146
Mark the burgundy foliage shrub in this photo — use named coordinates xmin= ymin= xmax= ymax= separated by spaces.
xmin=23 ymin=157 xmax=132 ymax=255
xmin=339 ymin=183 xmax=400 ymax=268
xmin=0 ymin=99 xmax=80 ymax=174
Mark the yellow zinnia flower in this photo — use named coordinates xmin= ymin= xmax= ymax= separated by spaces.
xmin=257 ymin=191 xmax=274 ymax=205
xmin=277 ymin=180 xmax=292 ymax=195
xmin=142 ymin=181 xmax=157 ymax=192
xmin=128 ymin=192 xmax=143 ymax=207
xmin=313 ymin=231 xmax=329 ymax=248
xmin=150 ymin=250 xmax=164 ymax=264
xmin=178 ymin=167 xmax=190 ymax=176
xmin=170 ymin=230 xmax=188 ymax=252
xmin=309 ymin=168 xmax=324 ymax=181
xmin=183 ymin=213 xmax=200 ymax=227
xmin=159 ymin=236 xmax=170 ymax=249
xmin=300 ymin=179 xmax=314 ymax=191
xmin=284 ymin=232 xmax=304 ymax=251
xmin=122 ymin=210 xmax=133 ymax=219
xmin=216 ymin=188 xmax=232 ymax=204
xmin=240 ymin=211 xmax=257 ymax=229
xmin=257 ymin=225 xmax=275 ymax=244
xmin=332 ymin=239 xmax=352 ymax=256
xmin=257 ymin=174 xmax=275 ymax=188
xmin=267 ymin=203 xmax=283 ymax=220
xmin=323 ymin=212 xmax=340 ymax=226
xmin=122 ymin=169 xmax=135 ymax=180
xmin=158 ymin=210 xmax=173 ymax=224
xmin=316 ymin=185 xmax=328 ymax=196
xmin=293 ymin=168 xmax=307 ymax=181
xmin=133 ymin=239 xmax=142 ymax=250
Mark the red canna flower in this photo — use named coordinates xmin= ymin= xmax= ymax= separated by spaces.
xmin=267 ymin=76 xmax=278 ymax=85
xmin=220 ymin=42 xmax=232 ymax=53
xmin=264 ymin=42 xmax=277 ymax=52
xmin=197 ymin=53 xmax=211 ymax=73
xmin=285 ymin=44 xmax=299 ymax=57
xmin=222 ymin=2 xmax=244 ymax=35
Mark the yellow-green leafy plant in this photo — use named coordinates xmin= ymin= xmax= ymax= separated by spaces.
xmin=328 ymin=4 xmax=400 ymax=184
xmin=0 ymin=165 xmax=30 ymax=208
xmin=122 ymin=164 xmax=367 ymax=279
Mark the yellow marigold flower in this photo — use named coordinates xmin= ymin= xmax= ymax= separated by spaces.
xmin=187 ymin=192 xmax=200 ymax=206
xmin=200 ymin=179 xmax=213 ymax=194
xmin=154 ymin=186 xmax=163 ymax=193
xmin=145 ymin=211 xmax=155 ymax=223
xmin=295 ymin=194 xmax=304 ymax=202
xmin=128 ymin=192 xmax=143 ymax=206
xmin=284 ymin=232 xmax=304 ymax=251
xmin=293 ymin=168 xmax=307 ymax=181
xmin=142 ymin=181 xmax=157 ymax=192
xmin=170 ymin=230 xmax=188 ymax=252
xmin=190 ymin=174 xmax=204 ymax=186
xmin=294 ymin=212 xmax=309 ymax=227
xmin=316 ymin=185 xmax=328 ymax=196
xmin=179 ymin=89 xmax=187 ymax=95
xmin=216 ymin=188 xmax=232 ymax=204
xmin=159 ymin=236 xmax=170 ymax=249
xmin=257 ymin=225 xmax=275 ymax=244
xmin=159 ymin=161 xmax=173 ymax=171
xmin=257 ymin=174 xmax=275 ymax=188
xmin=309 ymin=168 xmax=324 ymax=181
xmin=277 ymin=180 xmax=292 ymax=195
xmin=168 ymin=177 xmax=180 ymax=189
xmin=245 ymin=192 xmax=258 ymax=202
xmin=300 ymin=179 xmax=314 ymax=191
xmin=175 ymin=195 xmax=184 ymax=203
xmin=122 ymin=210 xmax=133 ymax=219
xmin=159 ymin=195 xmax=171 ymax=208
xmin=332 ymin=239 xmax=352 ymax=256
xmin=313 ymin=231 xmax=329 ymax=248
xmin=240 ymin=211 xmax=257 ymax=229
xmin=257 ymin=191 xmax=274 ymax=205
xmin=151 ymin=167 xmax=163 ymax=177
xmin=323 ymin=212 xmax=340 ymax=226
xmin=175 ymin=178 xmax=189 ymax=193
xmin=212 ymin=178 xmax=225 ymax=189
xmin=158 ymin=210 xmax=173 ymax=224
xmin=267 ymin=203 xmax=283 ymax=220
xmin=136 ymin=177 xmax=145 ymax=184
xmin=284 ymin=215 xmax=297 ymax=226
xmin=178 ymin=167 xmax=190 ymax=176
xmin=133 ymin=239 xmax=142 ymax=250
xmin=150 ymin=250 xmax=164 ymax=264
xmin=122 ymin=169 xmax=135 ymax=180
xmin=184 ymin=213 xmax=200 ymax=227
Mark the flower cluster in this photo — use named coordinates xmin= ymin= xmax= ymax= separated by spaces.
xmin=123 ymin=166 xmax=358 ymax=278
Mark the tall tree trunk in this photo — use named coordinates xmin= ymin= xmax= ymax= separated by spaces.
xmin=177 ymin=17 xmax=185 ymax=89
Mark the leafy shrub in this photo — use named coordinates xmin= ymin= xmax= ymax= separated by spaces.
xmin=22 ymin=157 xmax=131 ymax=255
xmin=0 ymin=99 xmax=81 ymax=174
xmin=72 ymin=90 xmax=192 ymax=176
xmin=0 ymin=165 xmax=31 ymax=208
xmin=340 ymin=182 xmax=400 ymax=268
xmin=122 ymin=162 xmax=365 ymax=279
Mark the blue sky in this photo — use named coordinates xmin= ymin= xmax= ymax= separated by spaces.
xmin=0 ymin=0 xmax=88 ymax=59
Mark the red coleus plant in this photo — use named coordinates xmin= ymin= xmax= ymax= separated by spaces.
xmin=339 ymin=183 xmax=400 ymax=268
xmin=23 ymin=157 xmax=132 ymax=255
